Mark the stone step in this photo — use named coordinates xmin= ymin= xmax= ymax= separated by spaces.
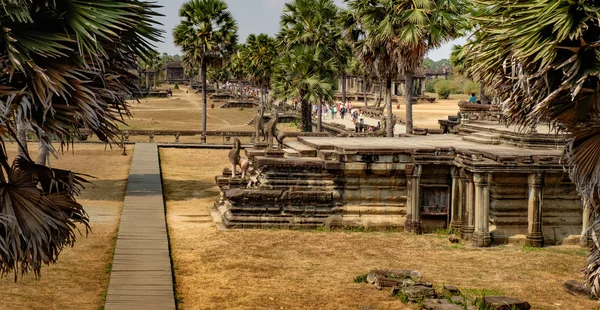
xmin=462 ymin=135 xmax=502 ymax=145
xmin=471 ymin=132 xmax=501 ymax=140
xmin=284 ymin=141 xmax=318 ymax=157
xmin=283 ymin=148 xmax=301 ymax=157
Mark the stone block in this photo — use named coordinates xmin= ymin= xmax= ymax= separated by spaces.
xmin=563 ymin=280 xmax=592 ymax=298
xmin=484 ymin=296 xmax=530 ymax=310
xmin=421 ymin=299 xmax=463 ymax=310
xmin=402 ymin=285 xmax=436 ymax=301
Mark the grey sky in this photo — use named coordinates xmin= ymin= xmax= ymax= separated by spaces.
xmin=154 ymin=0 xmax=463 ymax=61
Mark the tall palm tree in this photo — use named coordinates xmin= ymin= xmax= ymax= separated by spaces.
xmin=344 ymin=0 xmax=469 ymax=135
xmin=174 ymin=0 xmax=238 ymax=137
xmin=278 ymin=0 xmax=346 ymax=132
xmin=464 ymin=0 xmax=600 ymax=296
xmin=244 ymin=34 xmax=278 ymax=107
xmin=271 ymin=46 xmax=336 ymax=132
xmin=0 ymin=0 xmax=161 ymax=277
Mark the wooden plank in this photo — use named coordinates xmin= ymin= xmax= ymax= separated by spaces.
xmin=104 ymin=143 xmax=176 ymax=310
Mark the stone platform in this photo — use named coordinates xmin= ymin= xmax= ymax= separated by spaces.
xmin=215 ymin=123 xmax=583 ymax=246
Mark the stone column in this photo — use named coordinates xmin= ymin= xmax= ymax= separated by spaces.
xmin=461 ymin=170 xmax=475 ymax=240
xmin=404 ymin=164 xmax=422 ymax=234
xmin=526 ymin=172 xmax=544 ymax=247
xmin=473 ymin=173 xmax=491 ymax=247
xmin=450 ymin=167 xmax=462 ymax=231
xmin=581 ymin=201 xmax=592 ymax=247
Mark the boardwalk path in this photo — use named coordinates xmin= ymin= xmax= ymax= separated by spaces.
xmin=105 ymin=143 xmax=175 ymax=310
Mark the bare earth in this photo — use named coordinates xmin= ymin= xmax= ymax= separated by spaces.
xmin=161 ymin=148 xmax=595 ymax=310
xmin=0 ymin=143 xmax=133 ymax=310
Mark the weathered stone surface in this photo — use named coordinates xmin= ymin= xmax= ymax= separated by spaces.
xmin=564 ymin=280 xmax=592 ymax=298
xmin=450 ymin=296 xmax=466 ymax=305
xmin=402 ymin=285 xmax=436 ymax=301
xmin=448 ymin=234 xmax=460 ymax=243
xmin=421 ymin=299 xmax=463 ymax=310
xmin=386 ymin=269 xmax=422 ymax=280
xmin=443 ymin=285 xmax=461 ymax=296
xmin=484 ymin=296 xmax=531 ymax=310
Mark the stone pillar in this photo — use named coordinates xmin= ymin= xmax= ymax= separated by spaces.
xmin=450 ymin=167 xmax=462 ymax=231
xmin=391 ymin=81 xmax=396 ymax=96
xmin=404 ymin=164 xmax=422 ymax=234
xmin=581 ymin=201 xmax=592 ymax=247
xmin=526 ymin=172 xmax=544 ymax=247
xmin=461 ymin=170 xmax=475 ymax=240
xmin=473 ymin=173 xmax=491 ymax=247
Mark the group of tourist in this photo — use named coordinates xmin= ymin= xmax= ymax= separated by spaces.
xmin=312 ymin=101 xmax=358 ymax=120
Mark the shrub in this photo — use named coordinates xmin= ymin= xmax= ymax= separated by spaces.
xmin=174 ymin=83 xmax=179 ymax=89
xmin=463 ymin=81 xmax=480 ymax=95
xmin=424 ymin=79 xmax=437 ymax=93
xmin=434 ymin=80 xmax=452 ymax=99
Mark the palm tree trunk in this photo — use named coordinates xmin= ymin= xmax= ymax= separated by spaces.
xmin=317 ymin=101 xmax=323 ymax=132
xmin=480 ymin=82 xmax=486 ymax=104
xmin=385 ymin=78 xmax=393 ymax=137
xmin=216 ymin=82 xmax=219 ymax=91
xmin=300 ymin=91 xmax=312 ymax=132
xmin=16 ymin=119 xmax=28 ymax=158
xmin=405 ymin=72 xmax=414 ymax=134
xmin=363 ymin=74 xmax=368 ymax=107
xmin=153 ymin=73 xmax=157 ymax=89
xmin=376 ymin=79 xmax=383 ymax=108
xmin=341 ymin=72 xmax=347 ymax=104
xmin=260 ymin=84 xmax=264 ymax=107
xmin=201 ymin=62 xmax=208 ymax=134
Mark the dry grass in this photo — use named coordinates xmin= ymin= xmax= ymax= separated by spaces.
xmin=122 ymin=87 xmax=259 ymax=132
xmin=0 ymin=143 xmax=133 ymax=310
xmin=161 ymin=148 xmax=595 ymax=310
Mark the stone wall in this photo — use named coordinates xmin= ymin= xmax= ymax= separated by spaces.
xmin=489 ymin=173 xmax=581 ymax=245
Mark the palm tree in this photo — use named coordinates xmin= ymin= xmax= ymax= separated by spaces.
xmin=244 ymin=34 xmax=278 ymax=107
xmin=271 ymin=46 xmax=336 ymax=132
xmin=463 ymin=0 xmax=600 ymax=296
xmin=0 ymin=0 xmax=161 ymax=277
xmin=228 ymin=46 xmax=248 ymax=98
xmin=345 ymin=0 xmax=469 ymax=135
xmin=174 ymin=0 xmax=238 ymax=137
xmin=207 ymin=65 xmax=229 ymax=91
xmin=278 ymin=0 xmax=347 ymax=132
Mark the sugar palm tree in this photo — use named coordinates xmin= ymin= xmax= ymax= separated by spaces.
xmin=174 ymin=0 xmax=238 ymax=137
xmin=244 ymin=34 xmax=278 ymax=107
xmin=344 ymin=0 xmax=469 ymax=135
xmin=0 ymin=0 xmax=161 ymax=277
xmin=463 ymin=0 xmax=600 ymax=296
xmin=271 ymin=46 xmax=336 ymax=132
xmin=278 ymin=0 xmax=346 ymax=132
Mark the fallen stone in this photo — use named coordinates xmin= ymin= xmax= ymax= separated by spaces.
xmin=402 ymin=285 xmax=436 ymax=301
xmin=367 ymin=270 xmax=385 ymax=284
xmin=386 ymin=269 xmax=422 ymax=280
xmin=443 ymin=285 xmax=461 ymax=296
xmin=374 ymin=276 xmax=402 ymax=290
xmin=448 ymin=234 xmax=460 ymax=243
xmin=484 ymin=296 xmax=531 ymax=310
xmin=450 ymin=296 xmax=465 ymax=305
xmin=421 ymin=299 xmax=463 ymax=310
xmin=564 ymin=280 xmax=592 ymax=298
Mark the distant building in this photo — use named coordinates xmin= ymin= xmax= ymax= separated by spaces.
xmin=424 ymin=67 xmax=453 ymax=80
xmin=162 ymin=61 xmax=189 ymax=84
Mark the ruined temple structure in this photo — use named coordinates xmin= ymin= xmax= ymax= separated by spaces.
xmin=215 ymin=120 xmax=586 ymax=247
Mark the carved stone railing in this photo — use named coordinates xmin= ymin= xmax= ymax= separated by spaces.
xmin=120 ymin=129 xmax=330 ymax=144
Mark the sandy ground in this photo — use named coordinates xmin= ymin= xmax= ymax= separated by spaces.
xmin=0 ymin=143 xmax=133 ymax=310
xmin=161 ymin=148 xmax=595 ymax=310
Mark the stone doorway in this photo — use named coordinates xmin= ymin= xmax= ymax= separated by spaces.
xmin=420 ymin=185 xmax=450 ymax=232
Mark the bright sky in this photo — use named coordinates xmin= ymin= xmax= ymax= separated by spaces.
xmin=153 ymin=0 xmax=464 ymax=61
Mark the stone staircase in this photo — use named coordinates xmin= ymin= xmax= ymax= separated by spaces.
xmin=462 ymin=132 xmax=501 ymax=145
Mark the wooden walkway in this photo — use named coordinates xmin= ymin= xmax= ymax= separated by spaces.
xmin=105 ymin=143 xmax=175 ymax=310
